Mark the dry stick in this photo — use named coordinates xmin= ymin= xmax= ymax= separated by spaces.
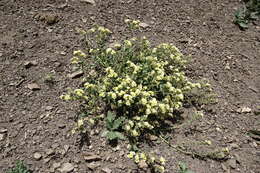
xmin=159 ymin=135 xmax=229 ymax=160
xmin=159 ymin=135 xmax=202 ymax=158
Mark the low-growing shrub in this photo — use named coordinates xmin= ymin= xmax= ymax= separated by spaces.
xmin=234 ymin=0 xmax=260 ymax=29
xmin=7 ymin=161 xmax=31 ymax=173
xmin=61 ymin=19 xmax=213 ymax=172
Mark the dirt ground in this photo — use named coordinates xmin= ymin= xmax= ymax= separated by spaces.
xmin=0 ymin=0 xmax=259 ymax=172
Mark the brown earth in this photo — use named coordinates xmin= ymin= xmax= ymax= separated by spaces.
xmin=0 ymin=0 xmax=259 ymax=173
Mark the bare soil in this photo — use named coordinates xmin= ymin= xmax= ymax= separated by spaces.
xmin=0 ymin=0 xmax=259 ymax=173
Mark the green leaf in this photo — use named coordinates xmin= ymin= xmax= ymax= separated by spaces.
xmin=106 ymin=111 xmax=116 ymax=129
xmin=111 ymin=117 xmax=125 ymax=130
xmin=248 ymin=130 xmax=260 ymax=136
xmin=101 ymin=130 xmax=108 ymax=137
xmin=184 ymin=170 xmax=195 ymax=173
xmin=238 ymin=22 xmax=248 ymax=29
xmin=179 ymin=162 xmax=187 ymax=171
xmin=107 ymin=111 xmax=116 ymax=122
xmin=106 ymin=121 xmax=114 ymax=130
xmin=113 ymin=131 xmax=125 ymax=140
xmin=7 ymin=161 xmax=31 ymax=173
xmin=105 ymin=131 xmax=116 ymax=140
xmin=129 ymin=144 xmax=139 ymax=151
xmin=250 ymin=12 xmax=259 ymax=19
xmin=105 ymin=131 xmax=125 ymax=140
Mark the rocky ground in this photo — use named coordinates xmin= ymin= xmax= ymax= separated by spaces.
xmin=0 ymin=0 xmax=259 ymax=173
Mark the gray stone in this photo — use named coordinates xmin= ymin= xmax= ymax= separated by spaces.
xmin=24 ymin=60 xmax=37 ymax=68
xmin=68 ymin=70 xmax=84 ymax=79
xmin=64 ymin=145 xmax=70 ymax=153
xmin=139 ymin=22 xmax=149 ymax=28
xmin=101 ymin=167 xmax=112 ymax=173
xmin=87 ymin=162 xmax=100 ymax=170
xmin=0 ymin=129 xmax=7 ymax=133
xmin=45 ymin=106 xmax=53 ymax=111
xmin=230 ymin=143 xmax=239 ymax=149
xmin=27 ymin=83 xmax=40 ymax=90
xmin=237 ymin=107 xmax=252 ymax=113
xmin=81 ymin=0 xmax=95 ymax=5
xmin=83 ymin=153 xmax=102 ymax=162
xmin=59 ymin=163 xmax=74 ymax=173
xmin=58 ymin=124 xmax=66 ymax=128
xmin=60 ymin=51 xmax=67 ymax=56
xmin=33 ymin=152 xmax=42 ymax=160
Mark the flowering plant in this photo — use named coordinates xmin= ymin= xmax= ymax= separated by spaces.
xmin=61 ymin=19 xmax=210 ymax=172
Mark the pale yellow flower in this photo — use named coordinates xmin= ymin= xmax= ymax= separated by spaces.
xmin=134 ymin=153 xmax=140 ymax=163
xmin=159 ymin=157 xmax=166 ymax=165
xmin=128 ymin=120 xmax=134 ymax=127
xmin=74 ymin=89 xmax=84 ymax=97
xmin=125 ymin=125 xmax=131 ymax=131
xmin=131 ymin=129 xmax=139 ymax=137
xmin=111 ymin=92 xmax=117 ymax=99
xmin=124 ymin=40 xmax=132 ymax=47
xmin=140 ymin=153 xmax=147 ymax=161
xmin=127 ymin=151 xmax=135 ymax=159
xmin=77 ymin=119 xmax=84 ymax=127
xmin=124 ymin=19 xmax=131 ymax=24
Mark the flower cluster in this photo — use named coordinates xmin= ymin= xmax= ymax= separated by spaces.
xmin=70 ymin=50 xmax=86 ymax=64
xmin=125 ymin=19 xmax=141 ymax=29
xmin=127 ymin=151 xmax=166 ymax=173
xmin=62 ymin=25 xmax=202 ymax=139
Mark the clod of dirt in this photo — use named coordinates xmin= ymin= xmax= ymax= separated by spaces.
xmin=179 ymin=38 xmax=192 ymax=44
xmin=68 ymin=70 xmax=84 ymax=79
xmin=44 ymin=158 xmax=51 ymax=164
xmin=101 ymin=167 xmax=112 ymax=173
xmin=24 ymin=60 xmax=38 ymax=68
xmin=83 ymin=153 xmax=102 ymax=162
xmin=80 ymin=0 xmax=96 ymax=5
xmin=228 ymin=158 xmax=237 ymax=169
xmin=149 ymin=134 xmax=158 ymax=141
xmin=52 ymin=162 xmax=61 ymax=169
xmin=58 ymin=123 xmax=66 ymax=128
xmin=58 ymin=163 xmax=74 ymax=173
xmin=34 ymin=13 xmax=59 ymax=25
xmin=221 ymin=163 xmax=229 ymax=172
xmin=138 ymin=160 xmax=148 ymax=169
xmin=45 ymin=106 xmax=53 ymax=111
xmin=0 ymin=133 xmax=5 ymax=141
xmin=27 ymin=83 xmax=41 ymax=90
xmin=33 ymin=152 xmax=42 ymax=160
xmin=234 ymin=154 xmax=241 ymax=164
xmin=229 ymin=143 xmax=239 ymax=149
xmin=45 ymin=148 xmax=55 ymax=156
